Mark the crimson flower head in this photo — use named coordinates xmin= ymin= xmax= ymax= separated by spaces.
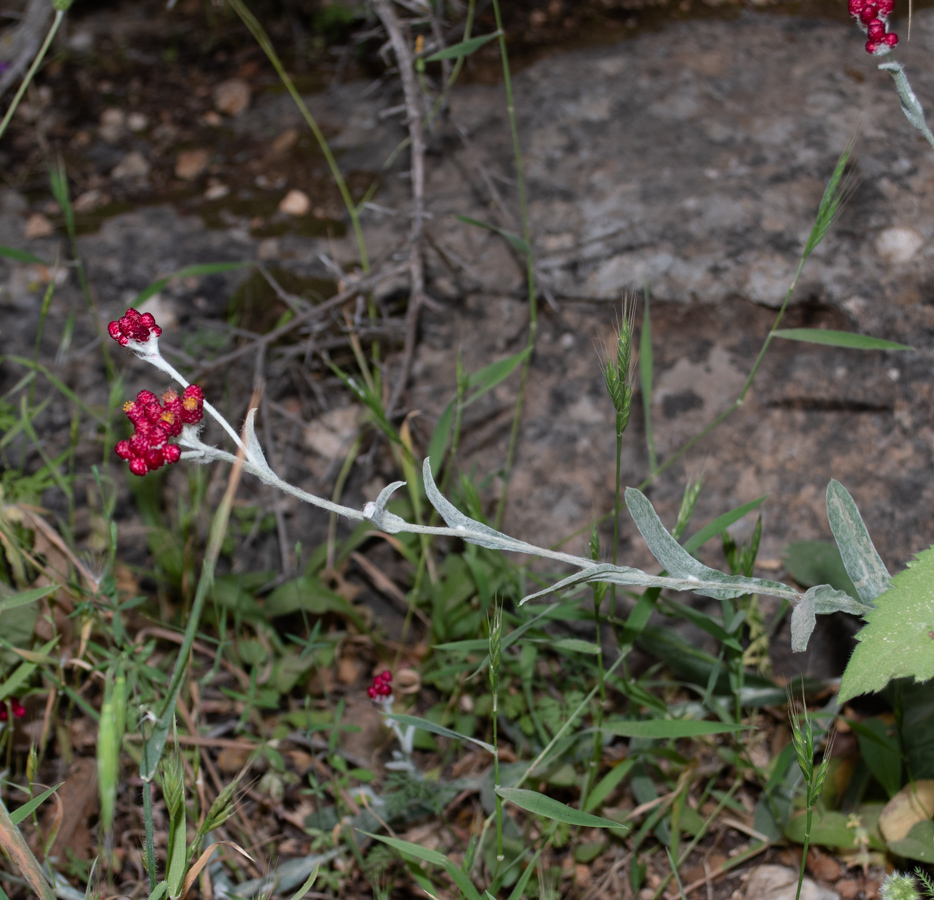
xmin=0 ymin=699 xmax=26 ymax=722
xmin=368 ymin=671 xmax=392 ymax=700
xmin=115 ymin=385 xmax=204 ymax=476
xmin=107 ymin=307 xmax=162 ymax=346
xmin=849 ymin=0 xmax=897 ymax=54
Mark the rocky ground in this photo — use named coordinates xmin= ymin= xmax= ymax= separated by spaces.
xmin=4 ymin=0 xmax=934 ymax=684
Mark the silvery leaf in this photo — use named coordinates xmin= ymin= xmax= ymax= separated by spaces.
xmin=363 ymin=481 xmax=407 ymax=532
xmin=422 ymin=458 xmax=520 ymax=551
xmin=791 ymin=592 xmax=816 ymax=652
xmin=804 ymin=583 xmax=871 ymax=617
xmin=521 ymin=562 xmax=801 ymax=606
xmin=826 ymin=480 xmax=889 ymax=607
xmin=625 ymin=488 xmax=790 ymax=600
xmin=242 ymin=408 xmax=274 ymax=476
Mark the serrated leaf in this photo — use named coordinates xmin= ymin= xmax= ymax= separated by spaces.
xmin=772 ymin=328 xmax=912 ymax=351
xmin=826 ymin=480 xmax=891 ymax=606
xmin=495 ymin=787 xmax=626 ymax=830
xmin=839 ymin=546 xmax=934 ymax=702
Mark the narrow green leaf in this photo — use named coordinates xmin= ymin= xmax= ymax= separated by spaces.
xmin=360 ymin=832 xmax=482 ymax=900
xmin=0 ymin=584 xmax=57 ymax=613
xmin=549 ymin=638 xmax=601 ymax=655
xmin=640 ymin=288 xmax=657 ymax=473
xmin=456 ymin=215 xmax=529 ymax=255
xmin=584 ymin=759 xmax=635 ymax=812
xmin=286 ymin=865 xmax=319 ymax=900
xmin=131 ymin=262 xmax=253 ymax=307
xmin=427 ymin=399 xmax=456 ymax=478
xmin=772 ymin=329 xmax=912 ymax=351
xmin=9 ymin=785 xmax=62 ymax=825
xmin=0 ymin=245 xmax=49 ymax=265
xmin=425 ymin=32 xmax=500 ymax=61
xmin=385 ymin=713 xmax=495 ymax=753
xmin=496 ymin=787 xmax=627 ymax=830
xmin=464 ymin=348 xmax=530 ymax=402
xmin=683 ymin=496 xmax=768 ymax=555
xmin=601 ymin=719 xmax=749 ymax=738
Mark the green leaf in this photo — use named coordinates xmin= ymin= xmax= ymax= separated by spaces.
xmin=9 ymin=785 xmax=62 ymax=825
xmin=131 ymin=262 xmax=253 ymax=307
xmin=600 ymin=719 xmax=749 ymax=739
xmin=772 ymin=328 xmax=912 ymax=351
xmin=826 ymin=479 xmax=891 ymax=606
xmin=425 ymin=32 xmax=500 ymax=61
xmin=0 ymin=245 xmax=49 ymax=265
xmin=839 ymin=546 xmax=934 ymax=702
xmin=456 ymin=215 xmax=529 ymax=255
xmin=683 ymin=496 xmax=768 ymax=555
xmin=549 ymin=638 xmax=601 ymax=655
xmin=888 ymin=820 xmax=934 ymax=862
xmin=360 ymin=832 xmax=482 ymax=900
xmin=384 ymin=712 xmax=495 ymax=754
xmin=784 ymin=806 xmax=885 ymax=850
xmin=783 ymin=541 xmax=858 ymax=599
xmin=0 ymin=584 xmax=57 ymax=613
xmin=496 ymin=787 xmax=627 ymax=830
xmin=265 ymin=575 xmax=364 ymax=628
xmin=640 ymin=289 xmax=657 ymax=473
xmin=849 ymin=717 xmax=901 ymax=797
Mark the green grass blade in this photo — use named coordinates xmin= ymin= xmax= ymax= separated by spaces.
xmin=8 ymin=785 xmax=62 ymax=826
xmin=772 ymin=328 xmax=912 ymax=351
xmin=0 ymin=245 xmax=49 ymax=265
xmin=640 ymin=288 xmax=657 ymax=472
xmin=130 ymin=262 xmax=253 ymax=307
xmin=361 ymin=832 xmax=483 ymax=900
xmin=425 ymin=32 xmax=500 ymax=61
xmin=600 ymin=719 xmax=750 ymax=738
xmin=385 ymin=713 xmax=495 ymax=753
xmin=456 ymin=215 xmax=529 ymax=255
xmin=682 ymin=496 xmax=768 ymax=555
xmin=496 ymin=787 xmax=627 ymax=830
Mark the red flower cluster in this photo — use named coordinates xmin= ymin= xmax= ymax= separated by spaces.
xmin=108 ymin=307 xmax=162 ymax=346
xmin=0 ymin=699 xmax=26 ymax=722
xmin=368 ymin=671 xmax=392 ymax=700
xmin=849 ymin=0 xmax=897 ymax=54
xmin=115 ymin=386 xmax=204 ymax=476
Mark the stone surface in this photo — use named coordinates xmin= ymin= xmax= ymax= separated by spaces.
xmin=174 ymin=148 xmax=210 ymax=180
xmin=740 ymin=865 xmax=839 ymax=900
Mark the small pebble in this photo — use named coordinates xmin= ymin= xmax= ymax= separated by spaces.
xmin=213 ymin=78 xmax=251 ymax=116
xmin=175 ymin=148 xmax=210 ymax=181
xmin=279 ymin=189 xmax=310 ymax=216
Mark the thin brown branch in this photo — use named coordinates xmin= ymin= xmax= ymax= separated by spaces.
xmin=373 ymin=0 xmax=429 ymax=418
